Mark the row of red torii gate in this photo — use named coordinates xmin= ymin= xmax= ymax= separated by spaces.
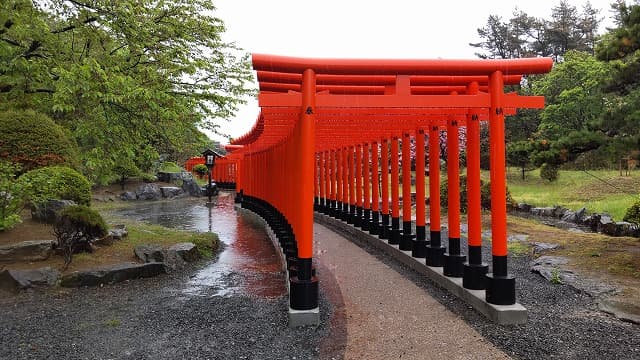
xmin=209 ymin=54 xmax=553 ymax=319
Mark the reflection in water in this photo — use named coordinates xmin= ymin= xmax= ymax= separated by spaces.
xmin=113 ymin=193 xmax=285 ymax=298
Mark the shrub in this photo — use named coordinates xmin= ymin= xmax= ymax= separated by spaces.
xmin=540 ymin=163 xmax=559 ymax=182
xmin=623 ymin=199 xmax=640 ymax=224
xmin=0 ymin=109 xmax=79 ymax=172
xmin=19 ymin=166 xmax=92 ymax=207
xmin=192 ymin=164 xmax=208 ymax=177
xmin=440 ymin=175 xmax=513 ymax=213
xmin=0 ymin=161 xmax=26 ymax=231
xmin=53 ymin=205 xmax=108 ymax=269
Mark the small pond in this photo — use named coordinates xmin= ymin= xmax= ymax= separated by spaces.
xmin=112 ymin=192 xmax=286 ymax=298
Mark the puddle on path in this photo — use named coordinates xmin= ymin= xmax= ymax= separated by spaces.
xmin=113 ymin=193 xmax=285 ymax=298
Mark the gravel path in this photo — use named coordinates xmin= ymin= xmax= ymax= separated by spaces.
xmin=0 ymin=265 xmax=332 ymax=360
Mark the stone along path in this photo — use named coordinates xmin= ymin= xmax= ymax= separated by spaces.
xmin=314 ymin=223 xmax=508 ymax=360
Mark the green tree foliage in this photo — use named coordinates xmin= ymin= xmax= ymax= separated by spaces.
xmin=192 ymin=164 xmax=208 ymax=177
xmin=19 ymin=165 xmax=92 ymax=206
xmin=0 ymin=108 xmax=79 ymax=172
xmin=471 ymin=2 xmax=601 ymax=61
xmin=540 ymin=162 xmax=559 ymax=181
xmin=507 ymin=141 xmax=534 ymax=180
xmin=1 ymin=0 xmax=253 ymax=184
xmin=53 ymin=204 xmax=107 ymax=269
xmin=440 ymin=175 xmax=513 ymax=213
xmin=0 ymin=161 xmax=26 ymax=231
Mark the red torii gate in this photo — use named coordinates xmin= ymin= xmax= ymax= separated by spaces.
xmin=228 ymin=54 xmax=552 ymax=324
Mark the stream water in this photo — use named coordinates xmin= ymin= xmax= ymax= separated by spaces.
xmin=113 ymin=192 xmax=286 ymax=298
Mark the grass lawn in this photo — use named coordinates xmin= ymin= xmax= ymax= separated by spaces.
xmin=503 ymin=168 xmax=640 ymax=220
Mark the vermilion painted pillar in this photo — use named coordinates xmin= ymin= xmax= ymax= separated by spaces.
xmin=355 ymin=144 xmax=363 ymax=227
xmin=371 ymin=141 xmax=381 ymax=235
xmin=314 ymin=154 xmax=320 ymax=211
xmin=319 ymin=152 xmax=326 ymax=213
xmin=380 ymin=139 xmax=391 ymax=239
xmin=362 ymin=142 xmax=372 ymax=231
xmin=486 ymin=71 xmax=516 ymax=305
xmin=400 ymin=132 xmax=415 ymax=251
xmin=413 ymin=128 xmax=427 ymax=258
xmin=426 ymin=124 xmax=445 ymax=266
xmin=348 ymin=146 xmax=356 ymax=224
xmin=341 ymin=147 xmax=349 ymax=221
xmin=331 ymin=150 xmax=338 ymax=217
xmin=444 ymin=107 xmax=466 ymax=277
xmin=389 ymin=136 xmax=401 ymax=245
xmin=463 ymin=82 xmax=489 ymax=290
xmin=335 ymin=149 xmax=343 ymax=219
xmin=289 ymin=68 xmax=318 ymax=311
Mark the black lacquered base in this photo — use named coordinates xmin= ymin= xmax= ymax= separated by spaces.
xmin=411 ymin=240 xmax=428 ymax=258
xmin=463 ymin=262 xmax=488 ymax=290
xmin=485 ymin=273 xmax=516 ymax=305
xmin=389 ymin=229 xmax=401 ymax=245
xmin=443 ymin=253 xmax=466 ymax=277
xmin=399 ymin=234 xmax=415 ymax=251
xmin=425 ymin=245 xmax=446 ymax=267
xmin=290 ymin=276 xmax=319 ymax=310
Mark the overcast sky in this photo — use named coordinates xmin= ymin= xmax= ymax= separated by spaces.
xmin=212 ymin=0 xmax=617 ymax=143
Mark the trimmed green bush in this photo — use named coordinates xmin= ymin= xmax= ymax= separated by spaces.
xmin=0 ymin=161 xmax=26 ymax=231
xmin=623 ymin=199 xmax=640 ymax=224
xmin=192 ymin=164 xmax=208 ymax=177
xmin=18 ymin=166 xmax=92 ymax=206
xmin=0 ymin=109 xmax=79 ymax=172
xmin=440 ymin=175 xmax=513 ymax=213
xmin=53 ymin=205 xmax=108 ymax=269
xmin=540 ymin=163 xmax=559 ymax=182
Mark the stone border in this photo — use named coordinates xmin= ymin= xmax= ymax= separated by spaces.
xmin=235 ymin=205 xmax=320 ymax=327
xmin=314 ymin=212 xmax=527 ymax=325
xmin=512 ymin=204 xmax=640 ymax=238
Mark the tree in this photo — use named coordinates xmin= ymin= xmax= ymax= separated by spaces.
xmin=471 ymin=2 xmax=602 ymax=61
xmin=1 ymin=1 xmax=253 ymax=184
xmin=0 ymin=161 xmax=26 ymax=231
xmin=507 ymin=141 xmax=534 ymax=180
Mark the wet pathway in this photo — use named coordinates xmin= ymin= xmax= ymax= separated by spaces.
xmin=113 ymin=193 xmax=285 ymax=298
xmin=314 ymin=223 xmax=508 ymax=360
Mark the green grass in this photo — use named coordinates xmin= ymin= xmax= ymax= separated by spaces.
xmin=503 ymin=168 xmax=640 ymax=220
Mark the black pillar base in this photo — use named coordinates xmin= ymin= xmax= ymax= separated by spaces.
xmin=485 ymin=274 xmax=516 ymax=305
xmin=389 ymin=229 xmax=401 ymax=245
xmin=361 ymin=209 xmax=371 ymax=231
xmin=411 ymin=240 xmax=428 ymax=258
xmin=347 ymin=207 xmax=356 ymax=224
xmin=369 ymin=211 xmax=380 ymax=235
xmin=425 ymin=245 xmax=446 ymax=267
xmin=340 ymin=204 xmax=349 ymax=221
xmin=379 ymin=225 xmax=391 ymax=239
xmin=443 ymin=253 xmax=466 ymax=277
xmin=333 ymin=202 xmax=342 ymax=219
xmin=353 ymin=207 xmax=362 ymax=227
xmin=399 ymin=234 xmax=415 ymax=251
xmin=463 ymin=262 xmax=489 ymax=290
xmin=290 ymin=276 xmax=319 ymax=310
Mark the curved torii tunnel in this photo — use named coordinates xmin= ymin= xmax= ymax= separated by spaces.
xmin=227 ymin=54 xmax=552 ymax=325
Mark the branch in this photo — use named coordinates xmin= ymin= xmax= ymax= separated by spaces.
xmin=52 ymin=16 xmax=98 ymax=34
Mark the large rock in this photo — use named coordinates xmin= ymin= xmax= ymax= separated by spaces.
xmin=516 ymin=203 xmax=532 ymax=212
xmin=31 ymin=199 xmax=76 ymax=223
xmin=597 ymin=214 xmax=615 ymax=234
xmin=135 ymin=183 xmax=162 ymax=200
xmin=167 ymin=242 xmax=201 ymax=262
xmin=109 ymin=225 xmax=128 ymax=240
xmin=531 ymin=207 xmax=555 ymax=217
xmin=60 ymin=262 xmax=167 ymax=287
xmin=615 ymin=221 xmax=640 ymax=237
xmin=120 ymin=191 xmax=137 ymax=201
xmin=134 ymin=244 xmax=165 ymax=263
xmin=531 ymin=256 xmax=576 ymax=284
xmin=0 ymin=267 xmax=60 ymax=292
xmin=0 ymin=240 xmax=55 ymax=262
xmin=553 ymin=206 xmax=569 ymax=218
xmin=561 ymin=210 xmax=577 ymax=223
xmin=160 ymin=186 xmax=184 ymax=199
xmin=181 ymin=179 xmax=202 ymax=197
